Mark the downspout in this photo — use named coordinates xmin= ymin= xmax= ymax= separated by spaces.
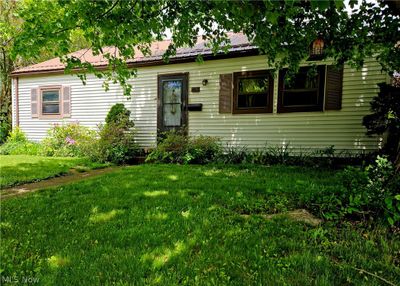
xmin=14 ymin=77 xmax=19 ymax=127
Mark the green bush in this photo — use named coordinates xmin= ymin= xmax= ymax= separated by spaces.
xmin=0 ymin=113 xmax=11 ymax=144
xmin=363 ymin=83 xmax=400 ymax=161
xmin=147 ymin=137 xmax=360 ymax=167
xmin=93 ymin=123 xmax=138 ymax=164
xmin=6 ymin=126 xmax=27 ymax=142
xmin=0 ymin=127 xmax=41 ymax=155
xmin=305 ymin=155 xmax=400 ymax=225
xmin=146 ymin=131 xmax=187 ymax=163
xmin=384 ymin=178 xmax=400 ymax=226
xmin=41 ymin=122 xmax=96 ymax=157
xmin=92 ymin=104 xmax=139 ymax=164
xmin=215 ymin=145 xmax=250 ymax=164
xmin=105 ymin=103 xmax=134 ymax=128
xmin=215 ymin=144 xmax=339 ymax=167
xmin=0 ymin=141 xmax=41 ymax=155
xmin=146 ymin=130 xmax=221 ymax=164
xmin=35 ymin=104 xmax=139 ymax=164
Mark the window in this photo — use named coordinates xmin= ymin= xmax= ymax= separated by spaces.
xmin=31 ymin=85 xmax=71 ymax=119
xmin=278 ymin=66 xmax=325 ymax=113
xmin=233 ymin=70 xmax=273 ymax=114
xmin=41 ymin=89 xmax=61 ymax=115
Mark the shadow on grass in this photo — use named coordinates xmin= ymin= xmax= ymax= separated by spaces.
xmin=0 ymin=158 xmax=84 ymax=189
xmin=1 ymin=164 xmax=398 ymax=285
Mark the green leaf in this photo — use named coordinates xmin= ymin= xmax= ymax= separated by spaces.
xmin=335 ymin=1 xmax=345 ymax=10
xmin=311 ymin=0 xmax=330 ymax=11
xmin=348 ymin=0 xmax=358 ymax=8
xmin=266 ymin=12 xmax=279 ymax=25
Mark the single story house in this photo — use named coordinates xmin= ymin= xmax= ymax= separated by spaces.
xmin=11 ymin=33 xmax=387 ymax=154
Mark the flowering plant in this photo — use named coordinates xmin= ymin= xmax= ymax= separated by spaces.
xmin=42 ymin=122 xmax=96 ymax=157
xmin=65 ymin=136 xmax=76 ymax=145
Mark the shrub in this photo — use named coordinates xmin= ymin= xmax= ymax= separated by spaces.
xmin=41 ymin=122 xmax=96 ymax=157
xmin=384 ymin=178 xmax=400 ymax=226
xmin=214 ymin=144 xmax=340 ymax=167
xmin=363 ymin=83 xmax=400 ymax=163
xmin=305 ymin=155 xmax=400 ymax=225
xmin=0 ymin=141 xmax=42 ymax=155
xmin=215 ymin=145 xmax=250 ymax=164
xmin=146 ymin=131 xmax=187 ymax=163
xmin=186 ymin=135 xmax=222 ymax=164
xmin=105 ymin=103 xmax=134 ymax=127
xmin=147 ymin=137 xmax=363 ymax=167
xmin=0 ymin=127 xmax=41 ymax=155
xmin=146 ymin=130 xmax=221 ymax=164
xmin=0 ymin=113 xmax=11 ymax=144
xmin=94 ymin=123 xmax=139 ymax=164
xmin=6 ymin=126 xmax=27 ymax=143
xmin=93 ymin=104 xmax=139 ymax=164
xmin=215 ymin=144 xmax=309 ymax=165
xmin=35 ymin=104 xmax=139 ymax=164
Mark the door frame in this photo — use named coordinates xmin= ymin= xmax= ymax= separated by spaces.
xmin=157 ymin=72 xmax=189 ymax=136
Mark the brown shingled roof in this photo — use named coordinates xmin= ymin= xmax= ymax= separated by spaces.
xmin=12 ymin=33 xmax=257 ymax=76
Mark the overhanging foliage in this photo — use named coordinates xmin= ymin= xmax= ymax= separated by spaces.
xmin=8 ymin=0 xmax=400 ymax=95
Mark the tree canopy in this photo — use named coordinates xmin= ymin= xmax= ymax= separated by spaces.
xmin=8 ymin=0 xmax=400 ymax=95
xmin=0 ymin=0 xmax=91 ymax=142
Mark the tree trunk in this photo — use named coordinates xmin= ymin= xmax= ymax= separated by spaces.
xmin=0 ymin=47 xmax=13 ymax=141
xmin=395 ymin=140 xmax=400 ymax=173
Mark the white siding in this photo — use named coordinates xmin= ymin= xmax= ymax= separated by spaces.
xmin=15 ymin=55 xmax=387 ymax=153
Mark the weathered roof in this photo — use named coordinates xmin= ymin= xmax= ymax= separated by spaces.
xmin=12 ymin=32 xmax=257 ymax=76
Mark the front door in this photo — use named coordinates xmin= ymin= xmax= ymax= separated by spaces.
xmin=157 ymin=73 xmax=188 ymax=136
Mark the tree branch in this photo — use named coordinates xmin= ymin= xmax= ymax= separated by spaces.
xmin=97 ymin=0 xmax=121 ymax=20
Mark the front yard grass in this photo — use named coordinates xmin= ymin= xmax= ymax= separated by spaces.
xmin=0 ymin=155 xmax=107 ymax=189
xmin=1 ymin=164 xmax=399 ymax=285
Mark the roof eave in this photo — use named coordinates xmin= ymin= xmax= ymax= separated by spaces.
xmin=11 ymin=48 xmax=260 ymax=77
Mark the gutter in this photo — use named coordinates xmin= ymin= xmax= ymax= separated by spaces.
xmin=10 ymin=48 xmax=260 ymax=77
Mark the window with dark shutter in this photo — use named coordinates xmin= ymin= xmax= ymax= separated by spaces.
xmin=278 ymin=66 xmax=325 ymax=113
xmin=219 ymin=74 xmax=232 ymax=114
xmin=232 ymin=70 xmax=273 ymax=114
xmin=325 ymin=66 xmax=343 ymax=110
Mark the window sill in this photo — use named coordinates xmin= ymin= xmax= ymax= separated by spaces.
xmin=277 ymin=107 xmax=324 ymax=113
xmin=232 ymin=108 xmax=272 ymax=114
xmin=38 ymin=114 xmax=65 ymax=119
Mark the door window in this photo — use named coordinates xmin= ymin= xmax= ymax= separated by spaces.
xmin=162 ymin=80 xmax=182 ymax=127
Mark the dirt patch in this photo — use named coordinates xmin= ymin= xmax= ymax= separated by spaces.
xmin=1 ymin=166 xmax=123 ymax=200
xmin=241 ymin=209 xmax=322 ymax=226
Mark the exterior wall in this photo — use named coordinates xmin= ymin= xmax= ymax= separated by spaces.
xmin=15 ymin=55 xmax=387 ymax=153
xmin=14 ymin=74 xmax=132 ymax=142
xmin=11 ymin=78 xmax=17 ymax=127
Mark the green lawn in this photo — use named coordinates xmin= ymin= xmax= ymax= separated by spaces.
xmin=1 ymin=163 xmax=399 ymax=285
xmin=0 ymin=155 xmax=107 ymax=189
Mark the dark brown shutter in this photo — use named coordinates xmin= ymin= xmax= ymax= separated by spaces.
xmin=325 ymin=65 xmax=343 ymax=110
xmin=31 ymin=88 xmax=38 ymax=118
xmin=219 ymin=74 xmax=232 ymax=113
xmin=62 ymin=86 xmax=71 ymax=117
